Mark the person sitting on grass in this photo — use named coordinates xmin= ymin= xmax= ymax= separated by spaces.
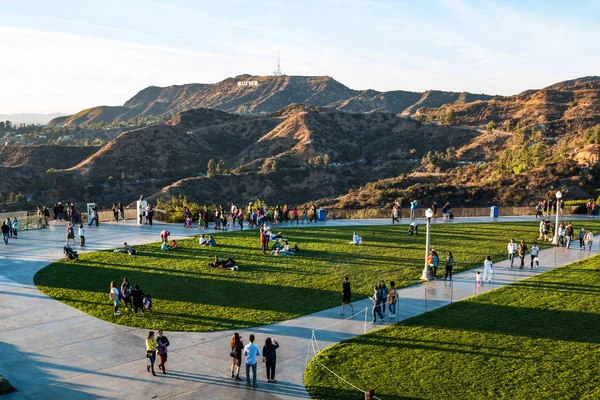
xmin=271 ymin=240 xmax=283 ymax=254
xmin=143 ymin=294 xmax=153 ymax=313
xmin=199 ymin=234 xmax=208 ymax=245
xmin=282 ymin=240 xmax=297 ymax=254
xmin=209 ymin=255 xmax=238 ymax=270
xmin=207 ymin=236 xmax=216 ymax=247
xmin=407 ymin=221 xmax=419 ymax=235
xmin=123 ymin=242 xmax=137 ymax=255
xmin=351 ymin=232 xmax=362 ymax=245
xmin=161 ymin=241 xmax=169 ymax=251
xmin=269 ymin=231 xmax=284 ymax=241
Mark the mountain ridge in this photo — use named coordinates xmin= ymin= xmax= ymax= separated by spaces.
xmin=49 ymin=75 xmax=493 ymax=127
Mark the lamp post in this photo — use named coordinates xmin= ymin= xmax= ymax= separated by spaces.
xmin=552 ymin=191 xmax=562 ymax=245
xmin=421 ymin=208 xmax=434 ymax=280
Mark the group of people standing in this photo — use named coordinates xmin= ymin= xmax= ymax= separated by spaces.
xmin=1 ymin=217 xmax=18 ymax=245
xmin=535 ymin=198 xmax=564 ymax=218
xmin=109 ymin=278 xmax=151 ymax=317
xmin=229 ymin=333 xmax=279 ymax=388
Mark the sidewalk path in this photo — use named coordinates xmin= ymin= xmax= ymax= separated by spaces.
xmin=0 ymin=216 xmax=597 ymax=399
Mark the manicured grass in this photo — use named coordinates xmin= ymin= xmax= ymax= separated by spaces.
xmin=0 ymin=375 xmax=16 ymax=396
xmin=304 ymin=255 xmax=600 ymax=400
xmin=35 ymin=222 xmax=555 ymax=332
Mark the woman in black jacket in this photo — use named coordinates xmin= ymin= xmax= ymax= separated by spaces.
xmin=262 ymin=337 xmax=279 ymax=383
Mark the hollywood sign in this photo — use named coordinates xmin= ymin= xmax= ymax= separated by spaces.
xmin=237 ymin=80 xmax=259 ymax=86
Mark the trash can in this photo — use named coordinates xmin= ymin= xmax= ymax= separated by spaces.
xmin=490 ymin=206 xmax=500 ymax=218
xmin=318 ymin=208 xmax=327 ymax=221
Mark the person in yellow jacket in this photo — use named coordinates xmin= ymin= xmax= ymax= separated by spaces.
xmin=146 ymin=331 xmax=158 ymax=376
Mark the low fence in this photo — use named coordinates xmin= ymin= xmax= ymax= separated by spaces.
xmin=0 ymin=210 xmax=46 ymax=231
xmin=327 ymin=206 xmax=581 ymax=220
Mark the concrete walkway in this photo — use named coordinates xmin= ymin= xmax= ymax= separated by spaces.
xmin=0 ymin=216 xmax=597 ymax=399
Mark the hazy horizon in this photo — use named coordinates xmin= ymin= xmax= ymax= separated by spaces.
xmin=1 ymin=0 xmax=599 ymax=114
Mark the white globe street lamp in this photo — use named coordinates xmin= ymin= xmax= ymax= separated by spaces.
xmin=421 ymin=208 xmax=434 ymax=280
xmin=552 ymin=191 xmax=562 ymax=245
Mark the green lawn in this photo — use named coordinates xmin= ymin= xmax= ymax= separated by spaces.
xmin=304 ymin=255 xmax=600 ymax=400
xmin=35 ymin=222 xmax=559 ymax=332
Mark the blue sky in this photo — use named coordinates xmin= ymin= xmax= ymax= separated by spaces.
xmin=1 ymin=0 xmax=599 ymax=113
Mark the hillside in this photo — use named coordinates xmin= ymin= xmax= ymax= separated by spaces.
xmin=50 ymin=75 xmax=493 ymax=127
xmin=418 ymin=76 xmax=600 ymax=132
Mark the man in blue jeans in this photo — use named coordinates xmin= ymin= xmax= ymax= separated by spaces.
xmin=243 ymin=334 xmax=261 ymax=388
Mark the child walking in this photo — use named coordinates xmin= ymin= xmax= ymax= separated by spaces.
xmin=79 ymin=224 xmax=86 ymax=247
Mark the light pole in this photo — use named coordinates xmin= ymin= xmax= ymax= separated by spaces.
xmin=421 ymin=208 xmax=434 ymax=280
xmin=552 ymin=191 xmax=562 ymax=245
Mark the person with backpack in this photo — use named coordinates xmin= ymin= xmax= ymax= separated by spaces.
xmin=121 ymin=277 xmax=133 ymax=311
xmin=262 ymin=337 xmax=279 ymax=383
xmin=156 ymin=330 xmax=170 ymax=374
xmin=132 ymin=284 xmax=145 ymax=314
xmin=109 ymin=280 xmax=120 ymax=316
xmin=230 ymin=333 xmax=244 ymax=381
xmin=518 ymin=240 xmax=528 ymax=269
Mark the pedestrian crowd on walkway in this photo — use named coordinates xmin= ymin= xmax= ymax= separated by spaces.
xmin=226 ymin=332 xmax=280 ymax=388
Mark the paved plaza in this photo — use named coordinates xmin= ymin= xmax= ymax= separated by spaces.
xmin=0 ymin=216 xmax=597 ymax=399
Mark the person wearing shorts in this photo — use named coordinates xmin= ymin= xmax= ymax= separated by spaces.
xmin=339 ymin=276 xmax=355 ymax=316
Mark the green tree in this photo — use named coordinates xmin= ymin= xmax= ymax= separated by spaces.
xmin=207 ymin=158 xmax=217 ymax=177
xmin=216 ymin=159 xmax=225 ymax=175
xmin=486 ymin=121 xmax=496 ymax=134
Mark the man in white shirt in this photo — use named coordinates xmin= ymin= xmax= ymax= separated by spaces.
xmin=507 ymin=239 xmax=516 ymax=267
xmin=244 ymin=334 xmax=261 ymax=388
xmin=530 ymin=242 xmax=540 ymax=268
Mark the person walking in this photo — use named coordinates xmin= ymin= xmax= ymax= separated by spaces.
xmin=1 ymin=221 xmax=9 ymax=245
xmin=156 ymin=330 xmax=170 ymax=374
xmin=5 ymin=218 xmax=13 ymax=238
xmin=112 ymin=203 xmax=119 ymax=222
xmin=109 ymin=280 xmax=120 ymax=316
xmin=146 ymin=331 xmax=158 ymax=376
xmin=301 ymin=206 xmax=309 ymax=224
xmin=507 ymin=238 xmax=516 ymax=267
xmin=379 ymin=280 xmax=389 ymax=314
xmin=369 ymin=285 xmax=384 ymax=324
xmin=388 ymin=281 xmax=397 ymax=318
xmin=445 ymin=252 xmax=454 ymax=280
xmin=310 ymin=204 xmax=318 ymax=223
xmin=119 ymin=203 xmax=124 ymax=221
xmin=262 ymin=337 xmax=279 ymax=383
xmin=291 ymin=206 xmax=299 ymax=224
xmin=518 ymin=240 xmax=528 ymax=269
xmin=230 ymin=333 xmax=244 ymax=381
xmin=243 ymin=334 xmax=261 ymax=388
xmin=339 ymin=276 xmax=355 ymax=316
xmin=283 ymin=204 xmax=289 ymax=223
xmin=147 ymin=205 xmax=154 ymax=226
xmin=565 ymin=222 xmax=574 ymax=249
xmin=78 ymin=224 xmax=85 ymax=247
xmin=585 ymin=230 xmax=594 ymax=251
xmin=579 ymin=228 xmax=586 ymax=250
xmin=530 ymin=242 xmax=540 ymax=268
xmin=392 ymin=205 xmax=400 ymax=224
xmin=482 ymin=256 xmax=493 ymax=284
xmin=66 ymin=222 xmax=76 ymax=245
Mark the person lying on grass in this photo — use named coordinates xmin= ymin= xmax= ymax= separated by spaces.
xmin=272 ymin=240 xmax=299 ymax=255
xmin=209 ymin=255 xmax=238 ymax=270
xmin=123 ymin=242 xmax=137 ymax=255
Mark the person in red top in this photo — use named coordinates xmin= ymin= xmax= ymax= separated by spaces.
xmin=260 ymin=229 xmax=267 ymax=255
xmin=160 ymin=230 xmax=170 ymax=243
xmin=291 ymin=206 xmax=299 ymax=224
